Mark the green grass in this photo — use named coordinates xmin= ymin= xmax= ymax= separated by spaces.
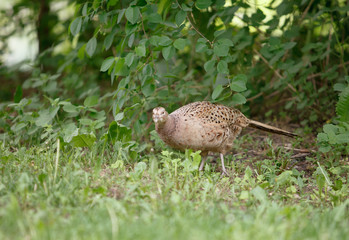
xmin=0 ymin=136 xmax=348 ymax=240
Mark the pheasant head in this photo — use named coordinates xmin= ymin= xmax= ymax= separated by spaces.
xmin=152 ymin=107 xmax=168 ymax=125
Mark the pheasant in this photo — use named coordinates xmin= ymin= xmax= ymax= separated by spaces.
xmin=152 ymin=101 xmax=297 ymax=175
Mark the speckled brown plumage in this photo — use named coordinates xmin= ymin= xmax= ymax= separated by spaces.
xmin=152 ymin=101 xmax=296 ymax=175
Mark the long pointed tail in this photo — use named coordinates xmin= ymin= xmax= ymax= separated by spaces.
xmin=248 ymin=120 xmax=297 ymax=138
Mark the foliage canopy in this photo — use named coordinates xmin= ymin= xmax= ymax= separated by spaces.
xmin=0 ymin=0 xmax=349 ymax=165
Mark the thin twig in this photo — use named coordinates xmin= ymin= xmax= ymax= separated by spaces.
xmin=331 ymin=15 xmax=348 ymax=76
xmin=254 ymin=49 xmax=282 ymax=78
xmin=139 ymin=12 xmax=148 ymax=39
xmin=326 ymin=27 xmax=332 ymax=66
xmin=265 ymin=90 xmax=283 ymax=100
xmin=139 ymin=12 xmax=156 ymax=73
xmin=283 ymin=146 xmax=315 ymax=153
xmin=299 ymin=0 xmax=315 ymax=24
xmin=246 ymin=92 xmax=263 ymax=102
xmin=291 ymin=153 xmax=311 ymax=159
xmin=280 ymin=0 xmax=315 ymax=63
xmin=307 ymin=61 xmax=349 ymax=80
xmin=54 ymin=138 xmax=60 ymax=183
xmin=274 ymin=0 xmax=315 ymax=84
xmin=176 ymin=0 xmax=213 ymax=47
xmin=135 ymin=55 xmax=152 ymax=74
xmin=268 ymin=97 xmax=298 ymax=108
xmin=254 ymin=49 xmax=297 ymax=93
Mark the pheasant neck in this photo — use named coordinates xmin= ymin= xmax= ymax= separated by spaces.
xmin=156 ymin=115 xmax=176 ymax=135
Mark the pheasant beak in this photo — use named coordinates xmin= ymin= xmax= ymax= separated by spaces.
xmin=153 ymin=114 xmax=163 ymax=123
xmin=152 ymin=107 xmax=167 ymax=124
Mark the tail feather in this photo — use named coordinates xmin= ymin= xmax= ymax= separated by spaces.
xmin=248 ymin=120 xmax=297 ymax=138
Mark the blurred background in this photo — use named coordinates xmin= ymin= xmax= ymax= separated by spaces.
xmin=0 ymin=0 xmax=348 ymax=154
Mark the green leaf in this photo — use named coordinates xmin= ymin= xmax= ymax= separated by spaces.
xmin=251 ymin=186 xmax=267 ymax=203
xmin=142 ymin=64 xmax=153 ymax=76
xmin=231 ymin=93 xmax=246 ymax=105
xmin=212 ymin=84 xmax=223 ymax=100
xmin=35 ymin=106 xmax=60 ymax=127
xmin=204 ymin=59 xmax=216 ymax=72
xmin=100 ymin=57 xmax=115 ymax=72
xmin=125 ymin=53 xmax=135 ymax=67
xmin=316 ymin=163 xmax=333 ymax=186
xmin=334 ymin=83 xmax=346 ymax=92
xmin=117 ymin=9 xmax=125 ymax=23
xmin=277 ymin=1 xmax=293 ymax=16
xmin=336 ymin=87 xmax=349 ymax=122
xmin=173 ymin=38 xmax=187 ymax=50
xmin=214 ymin=30 xmax=225 ymax=38
xmin=196 ymin=38 xmax=208 ymax=53
xmin=323 ymin=124 xmax=337 ymax=135
xmin=78 ymin=44 xmax=86 ymax=59
xmin=135 ymin=162 xmax=147 ymax=174
xmin=99 ymin=13 xmax=107 ymax=23
xmin=128 ymin=33 xmax=135 ymax=47
xmin=317 ymin=132 xmax=328 ymax=142
xmin=217 ymin=60 xmax=228 ymax=74
xmin=159 ymin=36 xmax=172 ymax=46
xmin=135 ymin=45 xmax=146 ymax=57
xmin=62 ymin=123 xmax=78 ymax=143
xmin=104 ymin=33 xmax=114 ymax=50
xmin=325 ymin=129 xmax=338 ymax=145
xmin=86 ymin=37 xmax=97 ymax=57
xmin=11 ymin=122 xmax=27 ymax=132
xmin=148 ymin=13 xmax=162 ymax=23
xmin=82 ymin=3 xmax=88 ymax=16
xmin=114 ymin=112 xmax=124 ymax=121
xmin=239 ymin=191 xmax=249 ymax=200
xmin=115 ymin=58 xmax=125 ymax=73
xmin=70 ymin=134 xmax=96 ymax=148
xmin=181 ymin=3 xmax=192 ymax=11
xmin=111 ymin=58 xmax=125 ymax=80
xmin=84 ymin=95 xmax=99 ymax=107
xmin=79 ymin=118 xmax=93 ymax=126
xmin=107 ymin=0 xmax=118 ymax=8
xmin=162 ymin=46 xmax=175 ymax=60
xmin=142 ymin=83 xmax=156 ymax=97
xmin=108 ymin=121 xmax=132 ymax=142
xmin=125 ymin=6 xmax=140 ymax=24
xmin=251 ymin=9 xmax=265 ymax=25
xmin=275 ymin=170 xmax=295 ymax=186
xmin=196 ymin=0 xmax=212 ymax=9
xmin=283 ymin=42 xmax=297 ymax=50
xmin=14 ymin=85 xmax=22 ymax=103
xmin=319 ymin=145 xmax=331 ymax=153
xmin=62 ymin=103 xmax=79 ymax=113
xmin=70 ymin=17 xmax=82 ymax=36
xmin=217 ymin=38 xmax=234 ymax=46
xmin=337 ymin=133 xmax=349 ymax=144
xmin=214 ymin=43 xmax=229 ymax=57
xmin=175 ymin=10 xmax=186 ymax=26
xmin=230 ymin=74 xmax=247 ymax=92
xmin=149 ymin=36 xmax=161 ymax=46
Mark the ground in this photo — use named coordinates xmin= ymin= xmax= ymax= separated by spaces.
xmin=0 ymin=126 xmax=348 ymax=239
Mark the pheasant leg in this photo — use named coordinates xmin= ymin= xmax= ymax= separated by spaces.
xmin=220 ymin=153 xmax=229 ymax=176
xmin=199 ymin=155 xmax=207 ymax=171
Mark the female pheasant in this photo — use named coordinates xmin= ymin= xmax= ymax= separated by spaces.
xmin=152 ymin=101 xmax=296 ymax=175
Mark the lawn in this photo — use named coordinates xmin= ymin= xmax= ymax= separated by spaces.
xmin=1 ymin=131 xmax=348 ymax=240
